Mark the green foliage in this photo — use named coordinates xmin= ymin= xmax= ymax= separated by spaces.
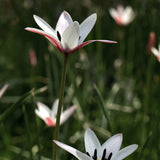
xmin=0 ymin=0 xmax=160 ymax=159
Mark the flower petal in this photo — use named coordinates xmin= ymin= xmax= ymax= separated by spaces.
xmin=100 ymin=134 xmax=122 ymax=158
xmin=111 ymin=144 xmax=138 ymax=160
xmin=55 ymin=11 xmax=73 ymax=36
xmin=25 ymin=27 xmax=63 ymax=52
xmin=33 ymin=15 xmax=56 ymax=37
xmin=69 ymin=39 xmax=117 ymax=55
xmin=76 ymin=151 xmax=92 ymax=160
xmin=109 ymin=8 xmax=119 ymax=19
xmin=151 ymin=47 xmax=159 ymax=57
xmin=84 ymin=128 xmax=101 ymax=156
xmin=51 ymin=99 xmax=59 ymax=118
xmin=0 ymin=84 xmax=8 ymax=99
xmin=158 ymin=44 xmax=160 ymax=52
xmin=79 ymin=13 xmax=97 ymax=44
xmin=53 ymin=140 xmax=91 ymax=160
xmin=60 ymin=105 xmax=77 ymax=125
xmin=45 ymin=117 xmax=55 ymax=127
xmin=35 ymin=102 xmax=51 ymax=120
xmin=123 ymin=7 xmax=135 ymax=25
xmin=61 ymin=21 xmax=79 ymax=51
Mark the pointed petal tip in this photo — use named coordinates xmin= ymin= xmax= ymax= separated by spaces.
xmin=93 ymin=13 xmax=97 ymax=19
xmin=74 ymin=21 xmax=80 ymax=27
xmin=25 ymin=27 xmax=33 ymax=31
xmin=116 ymin=133 xmax=123 ymax=141
xmin=33 ymin=14 xmax=37 ymax=18
xmin=90 ymin=13 xmax=97 ymax=20
xmin=53 ymin=140 xmax=58 ymax=144
xmin=33 ymin=14 xmax=40 ymax=21
xmin=60 ymin=10 xmax=72 ymax=19
xmin=132 ymin=144 xmax=138 ymax=150
xmin=63 ymin=10 xmax=69 ymax=14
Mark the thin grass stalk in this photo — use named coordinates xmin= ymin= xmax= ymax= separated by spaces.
xmin=31 ymin=96 xmax=41 ymax=160
xmin=138 ymin=132 xmax=152 ymax=160
xmin=144 ymin=56 xmax=155 ymax=111
xmin=53 ymin=54 xmax=68 ymax=160
xmin=94 ymin=84 xmax=113 ymax=134
xmin=22 ymin=105 xmax=33 ymax=160
xmin=158 ymin=119 xmax=160 ymax=160
xmin=0 ymin=86 xmax=47 ymax=122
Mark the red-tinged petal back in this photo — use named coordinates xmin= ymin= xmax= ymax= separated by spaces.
xmin=68 ymin=40 xmax=117 ymax=55
xmin=25 ymin=27 xmax=64 ymax=53
xmin=45 ymin=117 xmax=55 ymax=127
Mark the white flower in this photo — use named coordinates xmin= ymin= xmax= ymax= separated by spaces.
xmin=0 ymin=84 xmax=8 ymax=99
xmin=25 ymin=11 xmax=116 ymax=55
xmin=54 ymin=128 xmax=138 ymax=160
xmin=151 ymin=44 xmax=160 ymax=62
xmin=109 ymin=5 xmax=136 ymax=26
xmin=35 ymin=99 xmax=76 ymax=127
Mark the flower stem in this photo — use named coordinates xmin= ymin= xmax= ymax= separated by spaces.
xmin=53 ymin=54 xmax=68 ymax=160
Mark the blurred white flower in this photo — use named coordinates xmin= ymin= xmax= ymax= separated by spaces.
xmin=151 ymin=44 xmax=160 ymax=62
xmin=0 ymin=84 xmax=8 ymax=99
xmin=25 ymin=11 xmax=116 ymax=55
xmin=54 ymin=128 xmax=138 ymax=160
xmin=109 ymin=5 xmax=136 ymax=26
xmin=35 ymin=99 xmax=76 ymax=127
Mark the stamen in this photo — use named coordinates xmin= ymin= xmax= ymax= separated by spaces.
xmin=57 ymin=31 xmax=61 ymax=41
xmin=92 ymin=149 xmax=97 ymax=160
xmin=101 ymin=149 xmax=106 ymax=160
xmin=86 ymin=152 xmax=90 ymax=157
xmin=107 ymin=153 xmax=112 ymax=160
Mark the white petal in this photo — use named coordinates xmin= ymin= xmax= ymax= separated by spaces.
xmin=53 ymin=140 xmax=90 ymax=160
xmin=51 ymin=99 xmax=59 ymax=118
xmin=61 ymin=21 xmax=79 ymax=50
xmin=158 ymin=44 xmax=160 ymax=52
xmin=123 ymin=7 xmax=135 ymax=25
xmin=60 ymin=105 xmax=77 ymax=125
xmin=0 ymin=84 xmax=8 ymax=99
xmin=35 ymin=102 xmax=51 ymax=120
xmin=151 ymin=47 xmax=159 ymax=57
xmin=111 ymin=144 xmax=138 ymax=160
xmin=100 ymin=134 xmax=122 ymax=158
xmin=33 ymin=15 xmax=56 ymax=37
xmin=76 ymin=151 xmax=92 ymax=160
xmin=109 ymin=9 xmax=118 ymax=19
xmin=55 ymin=11 xmax=73 ymax=36
xmin=84 ymin=128 xmax=101 ymax=156
xmin=79 ymin=13 xmax=97 ymax=44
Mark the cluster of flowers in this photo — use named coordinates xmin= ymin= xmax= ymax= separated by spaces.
xmin=24 ymin=8 xmax=139 ymax=160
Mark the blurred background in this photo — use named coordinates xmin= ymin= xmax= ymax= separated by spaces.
xmin=0 ymin=0 xmax=160 ymax=159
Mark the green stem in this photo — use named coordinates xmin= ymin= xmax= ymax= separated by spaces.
xmin=22 ymin=105 xmax=33 ymax=160
xmin=53 ymin=54 xmax=68 ymax=160
xmin=94 ymin=84 xmax=113 ymax=135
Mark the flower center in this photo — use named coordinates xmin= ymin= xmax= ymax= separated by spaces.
xmin=87 ymin=149 xmax=112 ymax=160
xmin=57 ymin=31 xmax=61 ymax=41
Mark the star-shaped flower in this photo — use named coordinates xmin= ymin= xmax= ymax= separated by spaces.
xmin=0 ymin=84 xmax=8 ymax=99
xmin=35 ymin=99 xmax=76 ymax=127
xmin=151 ymin=44 xmax=160 ymax=62
xmin=109 ymin=5 xmax=136 ymax=26
xmin=54 ymin=128 xmax=138 ymax=160
xmin=25 ymin=11 xmax=116 ymax=55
